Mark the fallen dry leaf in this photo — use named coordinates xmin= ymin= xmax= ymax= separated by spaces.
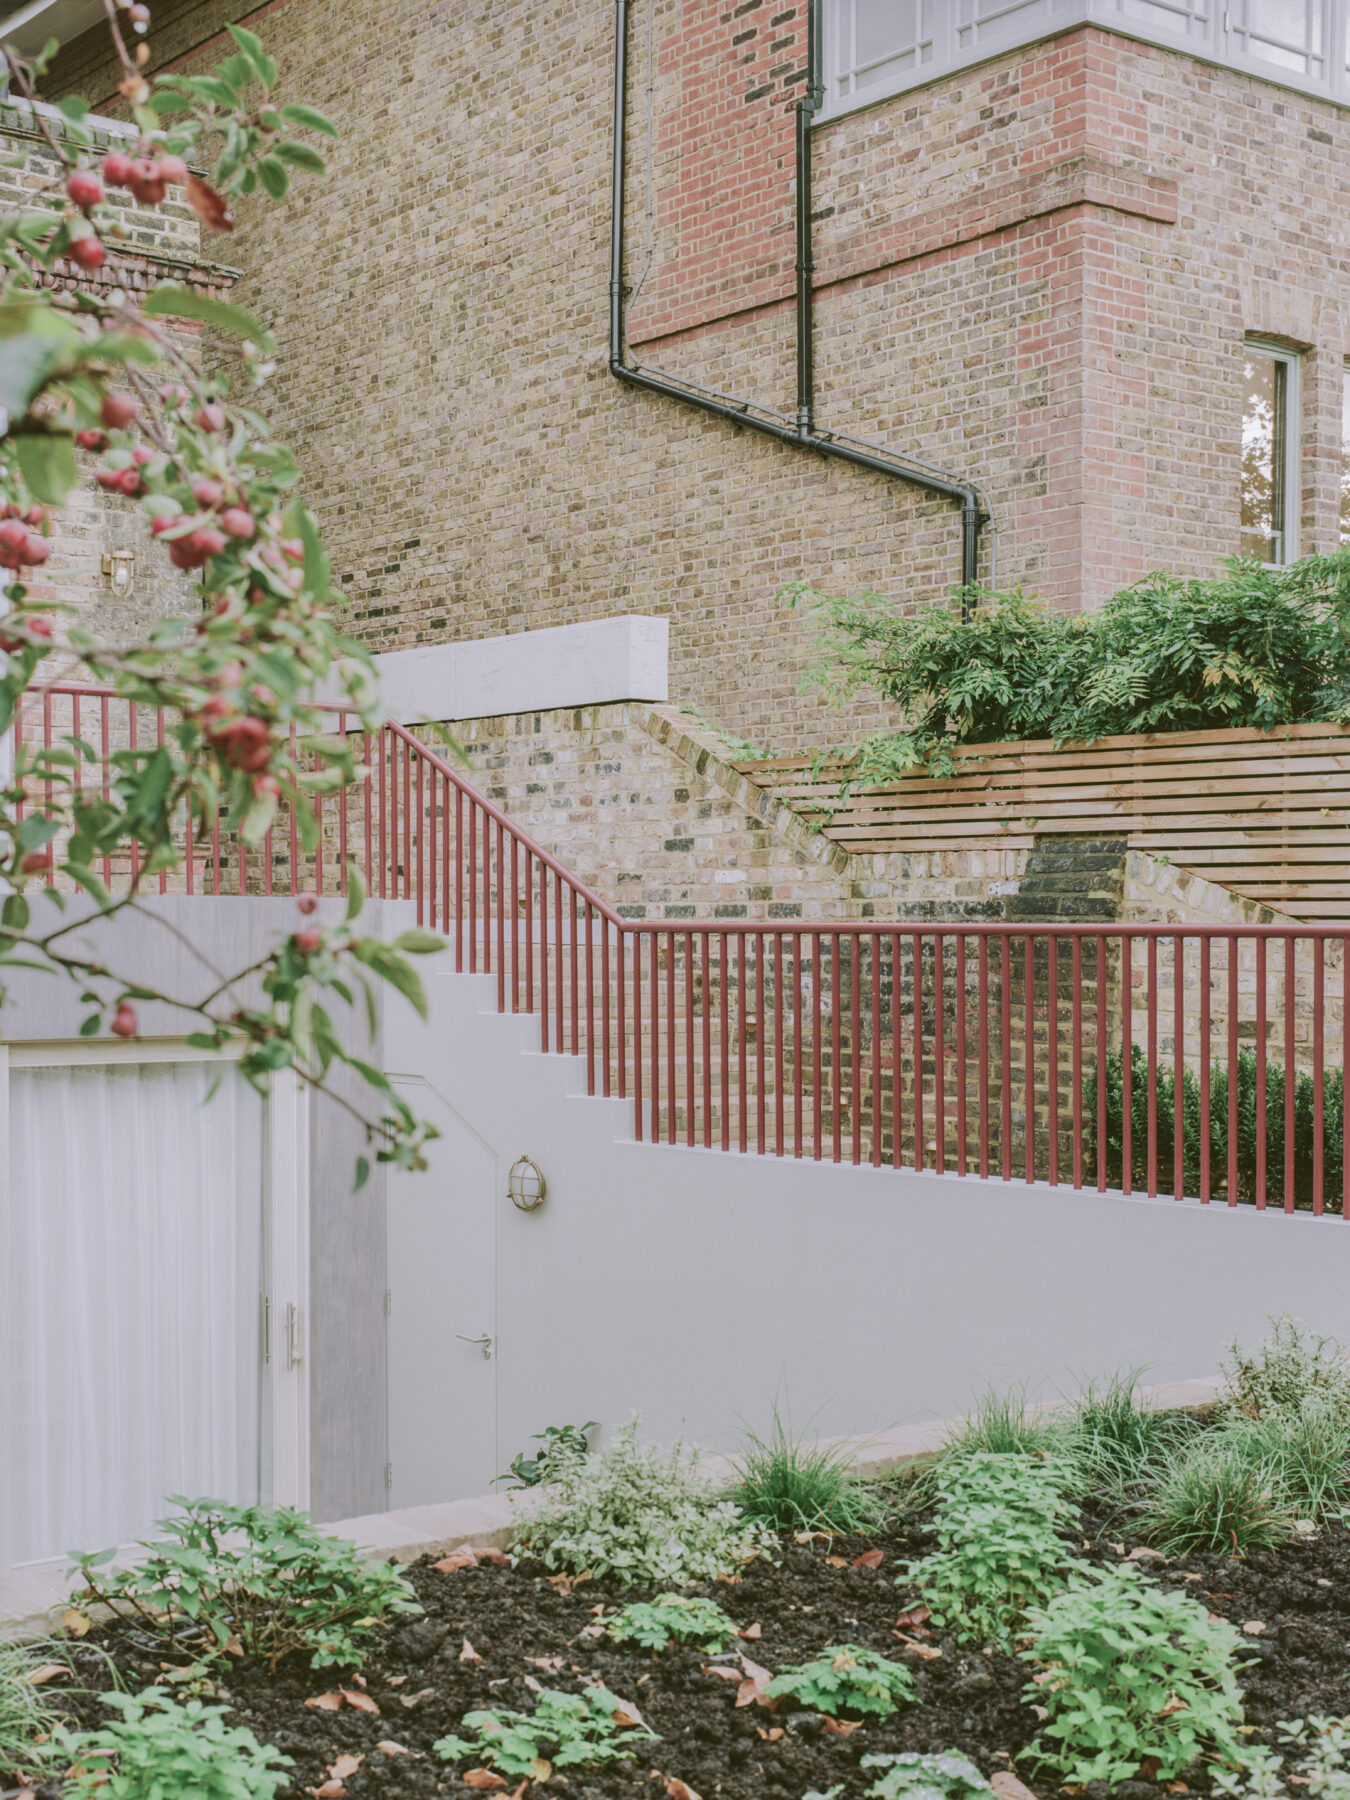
xmin=400 ymin=1688 xmax=437 ymax=1710
xmin=1182 ymin=1573 xmax=1202 ymax=1582
xmin=305 ymin=1692 xmax=343 ymax=1713
xmin=529 ymin=1759 xmax=552 ymax=1782
xmin=462 ymin=1773 xmax=507 ymax=1792
xmin=460 ymin=1638 xmax=482 ymax=1664
xmin=547 ymin=1573 xmax=573 ymax=1593
xmin=793 ymin=1530 xmax=834 ymax=1544
xmin=610 ymin=1695 xmax=651 ymax=1732
xmin=376 ymin=1742 xmax=411 ymax=1756
xmin=1159 ymin=1695 xmax=1190 ymax=1718
xmin=328 ymin=1755 xmax=363 ymax=1782
xmin=702 ymin=1664 xmax=742 ymax=1682
xmin=530 ymin=1656 xmax=566 ymax=1673
xmin=665 ymin=1779 xmax=703 ymax=1800
xmin=1031 ymin=1704 xmax=1049 ymax=1722
xmin=578 ymin=1623 xmax=606 ymax=1641
xmin=471 ymin=1546 xmax=509 ymax=1565
xmin=1242 ymin=1621 xmax=1266 ymax=1636
xmin=339 ymin=1688 xmax=380 ymax=1716
xmin=434 ymin=1550 xmax=478 ymax=1573
xmin=739 ymin=1622 xmax=762 ymax=1640
xmin=223 ymin=1636 xmax=245 ymax=1659
xmin=824 ymin=1555 xmax=848 ymax=1569
xmin=305 ymin=1783 xmax=346 ymax=1799
xmin=820 ymin=1717 xmax=863 ymax=1737
xmin=756 ymin=1726 xmax=785 ymax=1742
xmin=894 ymin=1605 xmax=932 ymax=1630
xmin=991 ymin=1773 xmax=1039 ymax=1800
xmin=853 ymin=1549 xmax=884 ymax=1570
xmin=893 ymin=1633 xmax=943 ymax=1660
xmin=1139 ymin=1757 xmax=1163 ymax=1782
xmin=1128 ymin=1547 xmax=1166 ymax=1562
xmin=1107 ymin=1540 xmax=1127 ymax=1555
xmin=1166 ymin=1785 xmax=1190 ymax=1795
xmin=186 ymin=173 xmax=235 ymax=232
xmin=734 ymin=1655 xmax=773 ymax=1709
xmin=524 ymin=1675 xmax=543 ymax=1695
xmin=386 ymin=1675 xmax=408 ymax=1687
xmin=588 ymin=1603 xmax=607 ymax=1616
xmin=61 ymin=1608 xmax=90 ymax=1639
xmin=24 ymin=1663 xmax=69 ymax=1686
xmin=713 ymin=1572 xmax=742 ymax=1585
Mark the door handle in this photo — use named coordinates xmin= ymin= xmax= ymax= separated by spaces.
xmin=455 ymin=1332 xmax=493 ymax=1361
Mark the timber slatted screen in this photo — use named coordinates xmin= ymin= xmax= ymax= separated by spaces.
xmin=736 ymin=723 xmax=1350 ymax=924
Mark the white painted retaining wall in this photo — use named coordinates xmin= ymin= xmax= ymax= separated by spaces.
xmin=391 ymin=953 xmax=1350 ymax=1469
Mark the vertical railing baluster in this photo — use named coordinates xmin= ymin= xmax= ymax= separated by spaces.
xmin=1047 ymin=933 xmax=1058 ymax=1189
xmin=934 ymin=933 xmax=946 ymax=1178
xmin=651 ymin=928 xmax=661 ymax=1143
xmin=554 ymin=871 xmax=564 ymax=1055
xmin=667 ymin=926 xmax=676 ymax=1146
xmin=892 ymin=931 xmax=903 ymax=1171
xmin=586 ymin=902 xmax=596 ymax=1094
xmin=632 ymin=927 xmax=642 ymax=1139
xmin=756 ymin=929 xmax=767 ymax=1157
xmin=870 ymin=932 xmax=882 ymax=1169
xmin=511 ymin=836 xmax=519 ymax=1005
xmin=1173 ymin=934 xmax=1184 ymax=1202
xmin=831 ymin=931 xmax=842 ymax=1164
xmin=570 ymin=885 xmax=579 ymax=1056
xmin=1121 ymin=934 xmax=1134 ymax=1195
xmin=1096 ymin=935 xmax=1107 ymax=1193
xmin=1071 ymin=936 xmax=1083 ymax=1190
xmin=813 ymin=935 xmax=823 ymax=1162
xmin=538 ymin=861 xmax=548 ymax=1050
xmin=1284 ymin=935 xmax=1296 ymax=1213
xmin=738 ymin=934 xmax=749 ymax=1156
xmin=601 ymin=913 xmax=612 ymax=1096
xmin=685 ymin=929 xmax=695 ymax=1147
xmin=1313 ymin=935 xmax=1325 ymax=1216
xmin=775 ymin=933 xmax=786 ymax=1158
xmin=979 ymin=934 xmax=991 ymax=1180
xmin=720 ymin=929 xmax=730 ymax=1153
xmin=703 ymin=931 xmax=713 ymax=1148
xmin=850 ymin=930 xmax=862 ymax=1166
xmin=913 ymin=931 xmax=926 ymax=1172
xmin=616 ymin=924 xmax=626 ymax=1102
xmin=1227 ymin=936 xmax=1239 ymax=1207
xmin=1199 ymin=937 xmax=1211 ymax=1203
xmin=1000 ymin=932 xmax=1012 ymax=1181
xmin=957 ymin=933 xmax=969 ymax=1178
xmin=1256 ymin=935 xmax=1268 ymax=1209
xmin=1023 ymin=932 xmax=1034 ymax=1184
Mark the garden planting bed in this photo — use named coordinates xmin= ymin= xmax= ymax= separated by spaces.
xmin=23 ymin=1481 xmax=1350 ymax=1800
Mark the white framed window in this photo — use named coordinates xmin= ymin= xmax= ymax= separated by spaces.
xmin=818 ymin=0 xmax=1347 ymax=122
xmin=1241 ymin=340 xmax=1300 ymax=566
xmin=0 ymin=1044 xmax=308 ymax=1589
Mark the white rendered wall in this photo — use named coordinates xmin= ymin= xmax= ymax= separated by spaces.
xmin=388 ymin=953 xmax=1350 ymax=1479
xmin=359 ymin=617 xmax=669 ymax=726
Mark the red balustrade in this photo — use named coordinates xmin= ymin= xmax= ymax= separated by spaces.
xmin=19 ymin=685 xmax=1348 ymax=1211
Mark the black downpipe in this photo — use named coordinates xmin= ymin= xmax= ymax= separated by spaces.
xmin=609 ymin=0 xmax=989 ymax=604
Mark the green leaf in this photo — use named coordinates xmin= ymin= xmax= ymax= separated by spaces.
xmin=354 ymin=1154 xmax=370 ymax=1191
xmin=2 ymin=892 xmax=28 ymax=931
xmin=17 ymin=813 xmax=59 ymax=851
xmin=218 ymin=53 xmax=257 ymax=95
xmin=79 ymin=1013 xmax=101 ymax=1037
xmin=346 ymin=1056 xmax=393 ymax=1096
xmin=355 ymin=943 xmax=427 ymax=1020
xmin=273 ymin=140 xmax=325 ymax=172
xmin=147 ymin=90 xmax=190 ymax=116
xmin=0 ymin=301 xmax=81 ymax=417
xmin=257 ymin=156 xmax=289 ymax=200
xmin=288 ymin=501 xmax=331 ymax=600
xmin=57 ymin=97 xmax=90 ymax=122
xmin=15 ymin=432 xmax=80 ymax=505
xmin=280 ymin=103 xmax=338 ymax=138
xmin=345 ymin=859 xmax=365 ymax=922
xmin=180 ymin=74 xmax=242 ymax=106
xmin=65 ymin=864 xmax=112 ymax=909
xmin=226 ymin=23 xmax=277 ymax=88
xmin=142 ymin=283 xmax=274 ymax=351
xmin=393 ymin=928 xmax=446 ymax=956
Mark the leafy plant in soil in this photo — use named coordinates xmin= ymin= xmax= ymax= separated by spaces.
xmin=1222 ymin=1317 xmax=1350 ymax=1422
xmin=606 ymin=1594 xmax=739 ymax=1652
xmin=511 ymin=1417 xmax=774 ymax=1584
xmin=1213 ymin=1713 xmax=1350 ymax=1800
xmin=0 ymin=1637 xmax=100 ymax=1782
xmin=496 ymin=1420 xmax=599 ymax=1489
xmin=764 ymin=1645 xmax=918 ymax=1718
xmin=1070 ymin=1372 xmax=1193 ymax=1495
xmin=728 ymin=1408 xmax=890 ymax=1534
xmin=1139 ymin=1435 xmax=1292 ymax=1553
xmin=1217 ymin=1404 xmax=1350 ymax=1522
xmin=53 ymin=1688 xmax=291 ymax=1800
xmin=931 ymin=1385 xmax=1071 ymax=1471
xmin=860 ymin=1748 xmax=995 ymax=1800
xmin=1021 ymin=1561 xmax=1248 ymax=1784
xmin=906 ymin=1452 xmax=1080 ymax=1646
xmin=67 ymin=1497 xmax=421 ymax=1671
xmin=433 ymin=1685 xmax=656 ymax=1779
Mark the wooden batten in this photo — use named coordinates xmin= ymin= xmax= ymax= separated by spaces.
xmin=735 ymin=724 xmax=1350 ymax=925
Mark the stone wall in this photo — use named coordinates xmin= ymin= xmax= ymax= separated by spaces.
xmin=47 ymin=4 xmax=1350 ymax=746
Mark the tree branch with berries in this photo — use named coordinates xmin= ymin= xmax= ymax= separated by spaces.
xmin=0 ymin=3 xmax=443 ymax=1183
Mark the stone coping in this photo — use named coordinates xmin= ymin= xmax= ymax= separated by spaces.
xmin=0 ymin=1377 xmax=1220 ymax=1641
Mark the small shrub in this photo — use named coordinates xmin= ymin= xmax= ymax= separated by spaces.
xmin=434 ymin=1686 xmax=655 ymax=1778
xmin=1070 ymin=1374 xmax=1191 ymax=1494
xmin=1218 ymin=1405 xmax=1350 ymax=1522
xmin=606 ymin=1595 xmax=739 ymax=1653
xmin=861 ymin=1750 xmax=993 ymax=1800
xmin=1213 ymin=1713 xmax=1350 ymax=1800
xmin=1021 ymin=1562 xmax=1247 ymax=1784
xmin=906 ymin=1453 xmax=1079 ymax=1646
xmin=936 ymin=1385 xmax=1070 ymax=1467
xmin=1223 ymin=1318 xmax=1350 ymax=1421
xmin=497 ymin=1421 xmax=598 ymax=1489
xmin=764 ymin=1645 xmax=917 ymax=1719
xmin=56 ymin=1689 xmax=291 ymax=1800
xmin=68 ymin=1497 xmax=421 ymax=1671
xmin=1140 ymin=1435 xmax=1291 ymax=1554
xmin=728 ymin=1411 xmax=888 ymax=1535
xmin=511 ymin=1418 xmax=774 ymax=1586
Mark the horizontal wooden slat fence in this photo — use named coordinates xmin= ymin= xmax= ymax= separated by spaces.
xmin=736 ymin=722 xmax=1350 ymax=923
xmin=17 ymin=687 xmax=1350 ymax=1212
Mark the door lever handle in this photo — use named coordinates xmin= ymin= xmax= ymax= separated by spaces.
xmin=455 ymin=1332 xmax=493 ymax=1361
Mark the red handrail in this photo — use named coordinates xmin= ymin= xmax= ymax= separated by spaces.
xmin=18 ymin=684 xmax=1350 ymax=1212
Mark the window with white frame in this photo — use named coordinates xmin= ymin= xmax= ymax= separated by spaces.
xmin=820 ymin=0 xmax=1347 ymax=120
xmin=1241 ymin=341 xmax=1300 ymax=567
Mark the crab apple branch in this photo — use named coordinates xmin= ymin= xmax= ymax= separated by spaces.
xmin=0 ymin=5 xmax=440 ymax=1180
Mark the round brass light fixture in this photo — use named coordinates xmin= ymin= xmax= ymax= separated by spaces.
xmin=507 ymin=1154 xmax=547 ymax=1212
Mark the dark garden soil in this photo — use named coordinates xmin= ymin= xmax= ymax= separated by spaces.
xmin=19 ymin=1499 xmax=1350 ymax=1800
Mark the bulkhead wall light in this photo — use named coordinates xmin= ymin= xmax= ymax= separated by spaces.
xmin=507 ymin=1154 xmax=546 ymax=1211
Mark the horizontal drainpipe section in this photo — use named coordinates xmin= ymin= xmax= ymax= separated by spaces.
xmin=608 ymin=0 xmax=990 ymax=603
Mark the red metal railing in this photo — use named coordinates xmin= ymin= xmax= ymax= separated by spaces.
xmin=20 ymin=685 xmax=1350 ymax=1213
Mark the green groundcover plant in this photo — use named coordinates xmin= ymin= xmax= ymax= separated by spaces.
xmin=860 ymin=1750 xmax=994 ymax=1800
xmin=1021 ymin=1562 xmax=1248 ymax=1784
xmin=1213 ymin=1714 xmax=1350 ymax=1800
xmin=728 ymin=1409 xmax=889 ymax=1535
xmin=434 ymin=1686 xmax=656 ymax=1779
xmin=789 ymin=554 xmax=1350 ymax=791
xmin=511 ymin=1418 xmax=774 ymax=1585
xmin=54 ymin=1689 xmax=291 ymax=1800
xmin=68 ymin=1497 xmax=420 ymax=1671
xmin=606 ymin=1595 xmax=739 ymax=1652
xmin=906 ymin=1452 xmax=1079 ymax=1646
xmin=765 ymin=1645 xmax=917 ymax=1719
xmin=1222 ymin=1319 xmax=1350 ymax=1422
xmin=0 ymin=1639 xmax=97 ymax=1782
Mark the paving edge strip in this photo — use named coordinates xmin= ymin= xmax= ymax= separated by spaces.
xmin=0 ymin=1376 xmax=1220 ymax=1640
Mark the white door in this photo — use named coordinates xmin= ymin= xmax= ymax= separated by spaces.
xmin=386 ymin=1078 xmax=497 ymax=1506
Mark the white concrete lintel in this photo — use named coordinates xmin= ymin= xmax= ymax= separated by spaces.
xmin=368 ymin=616 xmax=669 ymax=727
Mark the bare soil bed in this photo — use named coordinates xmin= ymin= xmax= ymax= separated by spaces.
xmin=24 ymin=1498 xmax=1350 ymax=1800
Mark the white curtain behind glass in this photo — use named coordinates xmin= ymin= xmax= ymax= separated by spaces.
xmin=6 ymin=1061 xmax=264 ymax=1565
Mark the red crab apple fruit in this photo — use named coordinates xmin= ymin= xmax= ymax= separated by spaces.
xmin=102 ymin=150 xmax=134 ymax=187
xmin=191 ymin=478 xmax=224 ymax=508
xmin=68 ymin=235 xmax=105 ymax=272
xmin=66 ymin=169 xmax=104 ymax=208
xmin=208 ymin=714 xmax=271 ymax=773
xmin=195 ymin=403 xmax=226 ymax=434
xmin=297 ymin=892 xmax=319 ymax=916
xmin=220 ymin=507 xmax=255 ymax=540
xmin=110 ymin=1002 xmax=138 ymax=1038
xmin=75 ymin=428 xmax=107 ymax=451
xmin=128 ymin=159 xmax=166 ymax=205
xmin=155 ymin=154 xmax=188 ymax=185
xmin=100 ymin=391 xmax=137 ymax=430
xmin=19 ymin=848 xmax=53 ymax=876
xmin=0 ymin=519 xmax=29 ymax=556
xmin=293 ymin=929 xmax=322 ymax=955
xmin=20 ymin=536 xmax=49 ymax=566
